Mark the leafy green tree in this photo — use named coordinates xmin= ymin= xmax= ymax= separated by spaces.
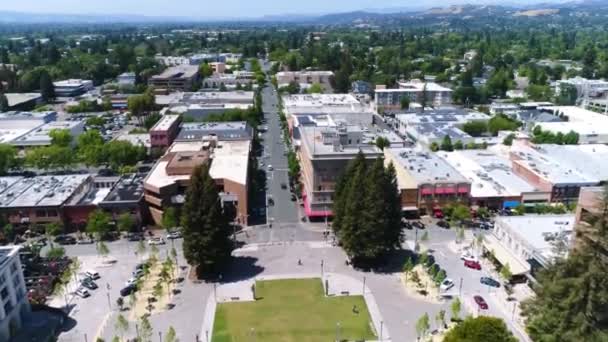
xmin=117 ymin=212 xmax=135 ymax=234
xmin=462 ymin=121 xmax=488 ymax=137
xmin=415 ymin=313 xmax=430 ymax=339
xmin=96 ymin=241 xmax=110 ymax=258
xmin=46 ymin=246 xmax=66 ymax=259
xmin=487 ymin=114 xmax=520 ymax=136
xmin=49 ymin=129 xmax=73 ymax=147
xmin=400 ymin=96 xmax=410 ymax=110
xmin=199 ymin=62 xmax=213 ymax=78
xmin=451 ymin=297 xmax=462 ymax=321
xmin=77 ymin=130 xmax=106 ymax=167
xmin=443 ymin=316 xmax=517 ymax=342
xmin=502 ymin=133 xmax=516 ymax=146
xmin=0 ymin=144 xmax=17 ymax=175
xmin=500 ymin=263 xmax=512 ymax=281
xmin=375 ymin=136 xmax=390 ymax=150
xmin=115 ymin=314 xmax=129 ymax=340
xmin=0 ymin=93 xmax=8 ymax=112
xmin=138 ymin=315 xmax=153 ymax=342
xmin=441 ymin=135 xmax=453 ymax=152
xmin=453 ymin=140 xmax=464 ymax=150
xmin=86 ymin=209 xmax=112 ymax=240
xmin=165 ymin=327 xmax=179 ymax=342
xmin=162 ymin=207 xmax=179 ymax=231
xmin=430 ymin=142 xmax=439 ymax=152
xmin=307 ymin=83 xmax=323 ymax=94
xmin=403 ymin=257 xmax=415 ymax=282
xmin=436 ymin=309 xmax=447 ymax=330
xmin=181 ymin=164 xmax=233 ymax=277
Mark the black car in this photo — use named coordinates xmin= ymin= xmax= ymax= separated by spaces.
xmin=55 ymin=235 xmax=77 ymax=245
xmin=120 ymin=284 xmax=137 ymax=297
xmin=81 ymin=278 xmax=98 ymax=290
xmin=480 ymin=276 xmax=501 ymax=288
xmin=127 ymin=233 xmax=144 ymax=241
xmin=413 ymin=221 xmax=425 ymax=229
xmin=402 ymin=221 xmax=413 ymax=230
xmin=437 ymin=220 xmax=451 ymax=229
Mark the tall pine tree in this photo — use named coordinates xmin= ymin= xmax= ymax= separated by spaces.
xmin=181 ymin=164 xmax=233 ymax=277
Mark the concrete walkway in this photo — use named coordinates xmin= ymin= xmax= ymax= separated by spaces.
xmin=199 ymin=272 xmax=392 ymax=342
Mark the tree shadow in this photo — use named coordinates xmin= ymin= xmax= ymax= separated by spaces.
xmin=219 ymin=256 xmax=265 ymax=283
xmin=352 ymin=249 xmax=416 ymax=274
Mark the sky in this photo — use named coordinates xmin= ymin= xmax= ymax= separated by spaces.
xmin=0 ymin=0 xmax=557 ymax=18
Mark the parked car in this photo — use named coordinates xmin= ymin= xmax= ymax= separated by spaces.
xmin=125 ymin=277 xmax=138 ymax=286
xmin=85 ymin=270 xmax=100 ymax=280
xmin=413 ymin=221 xmax=425 ymax=229
xmin=75 ymin=287 xmax=90 ymax=298
xmin=132 ymin=269 xmax=144 ymax=278
xmin=166 ymin=231 xmax=182 ymax=240
xmin=127 ymin=233 xmax=144 ymax=241
xmin=120 ymin=284 xmax=137 ymax=297
xmin=55 ymin=235 xmax=76 ymax=245
xmin=281 ymin=183 xmax=287 ymax=189
xmin=81 ymin=278 xmax=98 ymax=290
xmin=77 ymin=238 xmax=95 ymax=244
xmin=433 ymin=209 xmax=444 ymax=219
xmin=437 ymin=220 xmax=450 ymax=229
xmin=147 ymin=237 xmax=166 ymax=246
xmin=474 ymin=295 xmax=488 ymax=310
xmin=440 ymin=278 xmax=455 ymax=292
xmin=464 ymin=260 xmax=482 ymax=270
xmin=267 ymin=165 xmax=273 ymax=171
xmin=460 ymin=252 xmax=479 ymax=263
xmin=480 ymin=276 xmax=501 ymax=288
xmin=402 ymin=220 xmax=413 ymax=230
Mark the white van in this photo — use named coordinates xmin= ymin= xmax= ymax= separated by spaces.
xmin=85 ymin=270 xmax=100 ymax=280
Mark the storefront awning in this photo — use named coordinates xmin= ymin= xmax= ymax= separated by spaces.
xmin=482 ymin=234 xmax=530 ymax=275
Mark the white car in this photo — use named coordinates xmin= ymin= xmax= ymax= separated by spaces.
xmin=125 ymin=277 xmax=138 ymax=286
xmin=461 ymin=252 xmax=479 ymax=263
xmin=75 ymin=287 xmax=90 ymax=298
xmin=147 ymin=237 xmax=166 ymax=246
xmin=267 ymin=165 xmax=273 ymax=171
xmin=166 ymin=231 xmax=182 ymax=240
xmin=440 ymin=278 xmax=455 ymax=292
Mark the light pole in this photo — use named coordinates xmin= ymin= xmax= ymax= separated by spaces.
xmin=458 ymin=277 xmax=463 ymax=297
xmin=380 ymin=321 xmax=383 ymax=341
xmin=511 ymin=302 xmax=517 ymax=321
xmin=206 ymin=330 xmax=209 ymax=342
xmin=321 ymin=259 xmax=324 ymax=277
xmin=84 ymin=334 xmax=88 ymax=342
xmin=335 ymin=322 xmax=341 ymax=342
xmin=214 ymin=283 xmax=217 ymax=302
xmin=159 ymin=331 xmax=162 ymax=342
xmin=362 ymin=276 xmax=366 ymax=295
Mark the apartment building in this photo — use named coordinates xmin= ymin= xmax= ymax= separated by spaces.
xmin=375 ymin=80 xmax=453 ymax=111
xmin=298 ymin=125 xmax=383 ymax=218
xmin=149 ymin=115 xmax=182 ymax=149
xmin=149 ymin=65 xmax=200 ymax=92
xmin=384 ymin=147 xmax=470 ymax=214
xmin=144 ymin=139 xmax=250 ymax=225
xmin=0 ymin=246 xmax=29 ymax=342
xmin=276 ymin=71 xmax=334 ymax=90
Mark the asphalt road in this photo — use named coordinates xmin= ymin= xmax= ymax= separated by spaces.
xmin=259 ymin=83 xmax=299 ymax=224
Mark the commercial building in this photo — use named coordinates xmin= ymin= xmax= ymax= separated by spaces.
xmin=98 ymin=173 xmax=148 ymax=226
xmin=374 ymin=80 xmax=453 ymax=111
xmin=283 ymin=94 xmax=366 ymax=115
xmin=509 ymin=144 xmax=600 ymax=202
xmin=201 ymin=72 xmax=255 ymax=90
xmin=0 ymin=175 xmax=91 ymax=225
xmin=149 ymin=65 xmax=200 ymax=92
xmin=149 ymin=115 xmax=182 ymax=149
xmin=10 ymin=121 xmax=85 ymax=148
xmin=384 ymin=147 xmax=470 ymax=213
xmin=176 ymin=122 xmax=253 ymax=142
xmin=53 ymin=79 xmax=94 ymax=97
xmin=189 ymin=52 xmax=242 ymax=65
xmin=160 ymin=91 xmax=254 ymax=120
xmin=0 ymin=111 xmax=56 ymax=123
xmin=351 ymin=81 xmax=373 ymax=95
xmin=114 ymin=133 xmax=151 ymax=150
xmin=0 ymin=246 xmax=30 ymax=342
xmin=439 ymin=150 xmax=550 ymax=209
xmin=298 ymin=125 xmax=383 ymax=218
xmin=144 ymin=139 xmax=250 ymax=225
xmin=534 ymin=106 xmax=608 ymax=144
xmin=555 ymin=76 xmax=608 ymax=98
xmin=482 ymin=215 xmax=574 ymax=280
xmin=117 ymin=72 xmax=136 ymax=86
xmin=3 ymin=93 xmax=42 ymax=111
xmin=276 ymin=71 xmax=334 ymax=91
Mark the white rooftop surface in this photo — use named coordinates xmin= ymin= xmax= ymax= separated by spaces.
xmin=150 ymin=115 xmax=180 ymax=132
xmin=4 ymin=93 xmax=41 ymax=107
xmin=396 ymin=80 xmax=453 ymax=92
xmin=510 ymin=144 xmax=596 ymax=184
xmin=283 ymin=94 xmax=362 ymax=109
xmin=386 ymin=147 xmax=468 ymax=186
xmin=0 ymin=120 xmax=44 ymax=144
xmin=439 ymin=150 xmax=537 ymax=198
xmin=169 ymin=141 xmax=208 ymax=153
xmin=13 ymin=121 xmax=83 ymax=145
xmin=525 ymin=144 xmax=608 ymax=182
xmin=0 ymin=175 xmax=90 ymax=208
xmin=114 ymin=133 xmax=151 ymax=148
xmin=277 ymin=71 xmax=334 ymax=77
xmin=146 ymin=160 xmax=190 ymax=189
xmin=53 ymin=79 xmax=92 ymax=87
xmin=209 ymin=140 xmax=251 ymax=185
xmin=497 ymin=214 xmax=575 ymax=261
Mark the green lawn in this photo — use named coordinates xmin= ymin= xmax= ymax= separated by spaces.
xmin=212 ymin=278 xmax=376 ymax=342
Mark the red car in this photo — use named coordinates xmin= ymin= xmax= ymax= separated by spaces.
xmin=433 ymin=209 xmax=444 ymax=219
xmin=474 ymin=295 xmax=488 ymax=310
xmin=464 ymin=259 xmax=482 ymax=270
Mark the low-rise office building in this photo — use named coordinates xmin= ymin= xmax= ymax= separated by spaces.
xmin=283 ymin=94 xmax=367 ymax=116
xmin=98 ymin=173 xmax=148 ymax=225
xmin=149 ymin=65 xmax=200 ymax=92
xmin=144 ymin=139 xmax=250 ymax=225
xmin=114 ymin=133 xmax=151 ymax=150
xmin=374 ymin=80 xmax=453 ymax=111
xmin=0 ymin=245 xmax=30 ymax=342
xmin=384 ymin=147 xmax=471 ymax=213
xmin=439 ymin=150 xmax=550 ymax=209
xmin=176 ymin=122 xmax=253 ymax=142
xmin=53 ymin=79 xmax=94 ymax=97
xmin=482 ymin=214 xmax=574 ymax=281
xmin=3 ymin=93 xmax=42 ymax=111
xmin=276 ymin=71 xmax=334 ymax=91
xmin=555 ymin=76 xmax=608 ymax=98
xmin=160 ymin=91 xmax=254 ymax=120
xmin=201 ymin=72 xmax=255 ymax=90
xmin=298 ymin=125 xmax=383 ymax=218
xmin=535 ymin=106 xmax=608 ymax=144
xmin=149 ymin=115 xmax=182 ymax=149
xmin=10 ymin=121 xmax=85 ymax=148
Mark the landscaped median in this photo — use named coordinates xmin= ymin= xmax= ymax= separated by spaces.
xmin=212 ymin=278 xmax=376 ymax=342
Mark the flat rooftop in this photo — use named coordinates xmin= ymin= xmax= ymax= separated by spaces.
xmin=150 ymin=115 xmax=180 ymax=132
xmin=439 ymin=150 xmax=537 ymax=198
xmin=387 ymin=147 xmax=468 ymax=187
xmin=114 ymin=133 xmax=151 ymax=148
xmin=0 ymin=120 xmax=45 ymax=144
xmin=395 ymin=108 xmax=489 ymax=125
xmin=510 ymin=144 xmax=597 ymax=185
xmin=177 ymin=121 xmax=253 ymax=141
xmin=0 ymin=175 xmax=90 ymax=208
xmin=4 ymin=93 xmax=41 ymax=107
xmin=395 ymin=80 xmax=453 ymax=93
xmin=0 ymin=111 xmax=56 ymax=121
xmin=523 ymin=144 xmax=608 ymax=183
xmin=101 ymin=173 xmax=146 ymax=204
xmin=209 ymin=140 xmax=251 ymax=185
xmin=299 ymin=125 xmax=383 ymax=159
xmin=53 ymin=79 xmax=92 ymax=87
xmin=283 ymin=94 xmax=366 ymax=115
xmin=497 ymin=214 xmax=574 ymax=262
xmin=152 ymin=65 xmax=199 ymax=79
xmin=12 ymin=121 xmax=84 ymax=146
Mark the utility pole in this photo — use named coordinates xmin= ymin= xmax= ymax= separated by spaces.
xmin=459 ymin=277 xmax=463 ymax=297
xmin=362 ymin=276 xmax=366 ymax=295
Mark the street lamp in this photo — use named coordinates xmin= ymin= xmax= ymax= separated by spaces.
xmin=335 ymin=322 xmax=341 ymax=341
xmin=321 ymin=259 xmax=324 ymax=277
xmin=380 ymin=321 xmax=383 ymax=341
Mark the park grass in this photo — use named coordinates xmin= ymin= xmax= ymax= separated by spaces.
xmin=212 ymin=278 xmax=376 ymax=342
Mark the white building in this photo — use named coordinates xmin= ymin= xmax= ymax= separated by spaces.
xmin=555 ymin=76 xmax=608 ymax=99
xmin=11 ymin=120 xmax=85 ymax=148
xmin=0 ymin=246 xmax=30 ymax=342
xmin=117 ymin=72 xmax=136 ymax=86
xmin=53 ymin=79 xmax=94 ymax=97
xmin=536 ymin=106 xmax=608 ymax=144
xmin=483 ymin=215 xmax=574 ymax=279
xmin=375 ymin=80 xmax=452 ymax=111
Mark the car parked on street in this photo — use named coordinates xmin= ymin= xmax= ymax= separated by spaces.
xmin=75 ymin=287 xmax=90 ymax=298
xmin=480 ymin=276 xmax=501 ymax=288
xmin=464 ymin=259 xmax=482 ymax=270
xmin=437 ymin=220 xmax=450 ymax=229
xmin=474 ymin=295 xmax=488 ymax=310
xmin=147 ymin=237 xmax=166 ymax=245
xmin=166 ymin=231 xmax=182 ymax=240
xmin=460 ymin=252 xmax=479 ymax=263
xmin=440 ymin=278 xmax=455 ymax=292
xmin=120 ymin=284 xmax=137 ymax=297
xmin=81 ymin=278 xmax=98 ymax=290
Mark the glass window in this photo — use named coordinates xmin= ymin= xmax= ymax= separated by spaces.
xmin=0 ymin=287 xmax=8 ymax=300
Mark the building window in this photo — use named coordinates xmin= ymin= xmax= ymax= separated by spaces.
xmin=12 ymin=275 xmax=20 ymax=289
xmin=3 ymin=300 xmax=13 ymax=315
xmin=9 ymin=262 xmax=17 ymax=274
xmin=0 ymin=287 xmax=8 ymax=301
